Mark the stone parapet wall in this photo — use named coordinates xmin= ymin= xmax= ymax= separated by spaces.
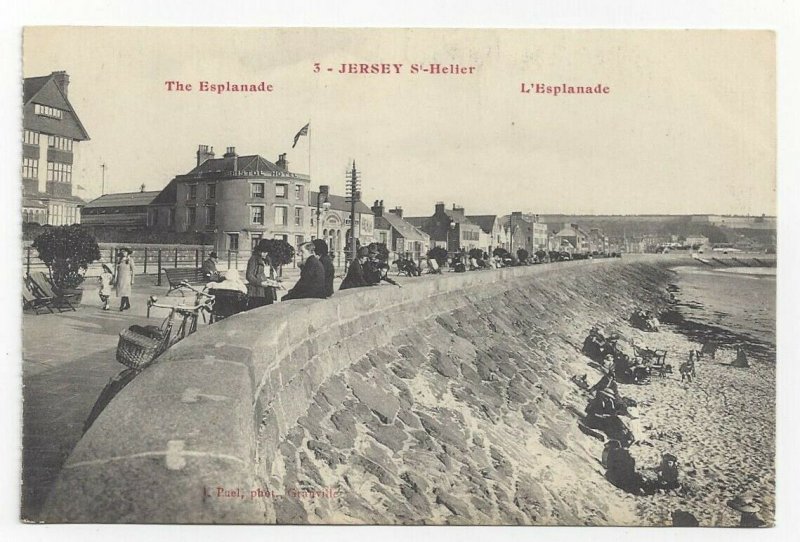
xmin=43 ymin=255 xmax=677 ymax=523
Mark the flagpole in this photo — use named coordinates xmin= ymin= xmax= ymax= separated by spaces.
xmin=308 ymin=120 xmax=312 ymax=180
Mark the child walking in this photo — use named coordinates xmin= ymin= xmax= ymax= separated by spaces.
xmin=98 ymin=264 xmax=113 ymax=310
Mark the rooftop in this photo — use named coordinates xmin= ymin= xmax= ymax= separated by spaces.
xmin=309 ymin=191 xmax=372 ymax=215
xmin=83 ymin=191 xmax=161 ymax=209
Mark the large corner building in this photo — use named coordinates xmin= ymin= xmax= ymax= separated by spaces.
xmin=22 ymin=71 xmax=90 ymax=225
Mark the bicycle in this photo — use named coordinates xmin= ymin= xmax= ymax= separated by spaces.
xmin=82 ymin=282 xmax=214 ymax=433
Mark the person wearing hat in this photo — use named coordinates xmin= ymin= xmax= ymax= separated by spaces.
xmin=312 ymin=239 xmax=335 ymax=298
xmin=590 ymin=365 xmax=622 ymax=404
xmin=727 ymin=493 xmax=766 ymax=527
xmin=201 ymin=251 xmax=221 ymax=282
xmin=282 ymin=242 xmax=326 ymax=301
xmin=340 ymin=246 xmax=371 ymax=290
xmin=114 ymin=247 xmax=135 ymax=311
xmin=246 ymin=239 xmax=280 ymax=308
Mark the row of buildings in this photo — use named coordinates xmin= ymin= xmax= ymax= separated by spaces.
xmin=21 ymin=70 xmax=616 ymax=260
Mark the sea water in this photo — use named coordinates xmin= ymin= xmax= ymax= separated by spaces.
xmin=670 ymin=266 xmax=776 ymax=360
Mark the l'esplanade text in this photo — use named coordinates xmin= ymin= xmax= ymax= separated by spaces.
xmin=520 ymin=83 xmax=610 ymax=96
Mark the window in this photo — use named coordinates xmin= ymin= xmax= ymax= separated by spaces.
xmin=274 ymin=234 xmax=288 ymax=242
xmin=250 ymin=234 xmax=263 ymax=250
xmin=251 ymin=205 xmax=265 ymax=225
xmin=34 ymin=103 xmax=64 ymax=119
xmin=206 ymin=205 xmax=216 ymax=226
xmin=295 ymin=235 xmax=304 ymax=248
xmin=168 ymin=208 xmax=176 ymax=226
xmin=46 ymin=162 xmax=72 ymax=183
xmin=274 ymin=206 xmax=288 ymax=226
xmin=206 ymin=183 xmax=216 ymax=199
xmin=149 ymin=209 xmax=159 ymax=226
xmin=294 ymin=184 xmax=304 ymax=200
xmin=294 ymin=207 xmax=303 ymax=226
xmin=379 ymin=232 xmax=388 ymax=244
xmin=228 ymin=233 xmax=239 ymax=251
xmin=275 ymin=183 xmax=288 ymax=198
xmin=187 ymin=184 xmax=197 ymax=200
xmin=47 ymin=135 xmax=73 ymax=151
xmin=23 ymin=130 xmax=39 ymax=145
xmin=250 ymin=183 xmax=265 ymax=198
xmin=187 ymin=207 xmax=197 ymax=226
xmin=22 ymin=158 xmax=39 ymax=179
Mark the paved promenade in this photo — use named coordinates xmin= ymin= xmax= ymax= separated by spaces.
xmin=20 ymin=267 xmax=346 ymax=520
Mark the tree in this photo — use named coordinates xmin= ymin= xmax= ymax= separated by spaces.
xmin=32 ymin=225 xmax=101 ymax=289
xmin=427 ymin=246 xmax=449 ymax=267
xmin=516 ymin=248 xmax=529 ymax=264
xmin=493 ymin=247 xmax=509 ymax=258
xmin=262 ymin=239 xmax=295 ymax=266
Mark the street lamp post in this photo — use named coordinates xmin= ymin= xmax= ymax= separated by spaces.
xmin=445 ymin=219 xmax=456 ymax=258
xmin=315 ymin=185 xmax=331 ymax=239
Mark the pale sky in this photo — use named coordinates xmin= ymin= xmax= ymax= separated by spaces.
xmin=22 ymin=27 xmax=775 ymax=216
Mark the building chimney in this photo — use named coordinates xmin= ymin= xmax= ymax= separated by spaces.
xmin=371 ymin=200 xmax=384 ymax=217
xmin=390 ymin=206 xmax=403 ymax=218
xmin=140 ymin=183 xmax=146 ymax=192
xmin=451 ymin=204 xmax=465 ymax=218
xmin=196 ymin=145 xmax=215 ymax=167
xmin=276 ymin=153 xmax=288 ymax=171
xmin=51 ymin=71 xmax=69 ymax=98
xmin=435 ymin=202 xmax=445 ymax=214
xmin=223 ymin=146 xmax=238 ymax=171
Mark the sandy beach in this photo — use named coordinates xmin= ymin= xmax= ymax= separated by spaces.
xmin=589 ymin=263 xmax=776 ymax=526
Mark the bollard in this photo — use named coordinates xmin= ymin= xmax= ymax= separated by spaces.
xmin=195 ymin=249 xmax=199 ymax=269
xmin=157 ymin=249 xmax=162 ymax=286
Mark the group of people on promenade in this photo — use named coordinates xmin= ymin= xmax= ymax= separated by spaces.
xmin=201 ymin=239 xmax=399 ymax=313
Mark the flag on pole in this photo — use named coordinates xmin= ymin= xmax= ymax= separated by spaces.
xmin=292 ymin=123 xmax=309 ymax=148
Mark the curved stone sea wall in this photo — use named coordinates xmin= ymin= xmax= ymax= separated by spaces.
xmin=44 ymin=256 xmax=682 ymax=524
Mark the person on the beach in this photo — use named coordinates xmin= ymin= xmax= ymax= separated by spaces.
xmin=700 ymin=339 xmax=718 ymax=360
xmin=732 ymin=345 xmax=750 ymax=368
xmin=589 ymin=365 xmax=620 ymax=400
xmin=680 ymin=351 xmax=696 ymax=382
xmin=604 ymin=440 xmax=641 ymax=493
xmin=727 ymin=494 xmax=766 ymax=527
xmin=655 ymin=453 xmax=681 ymax=490
xmin=98 ymin=264 xmax=114 ymax=311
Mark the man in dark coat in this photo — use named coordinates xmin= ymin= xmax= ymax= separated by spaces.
xmin=312 ymin=239 xmax=335 ymax=298
xmin=340 ymin=246 xmax=370 ymax=290
xmin=201 ymin=251 xmax=221 ymax=282
xmin=282 ymin=242 xmax=327 ymax=301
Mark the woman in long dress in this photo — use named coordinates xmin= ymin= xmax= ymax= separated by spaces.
xmin=114 ymin=248 xmax=135 ymax=311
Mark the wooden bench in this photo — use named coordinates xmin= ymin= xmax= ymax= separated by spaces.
xmin=163 ymin=268 xmax=206 ymax=296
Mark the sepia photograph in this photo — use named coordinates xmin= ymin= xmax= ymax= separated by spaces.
xmin=14 ymin=24 xmax=781 ymax=528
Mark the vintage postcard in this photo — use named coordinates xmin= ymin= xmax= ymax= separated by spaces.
xmin=19 ymin=27 xmax=776 ymax=526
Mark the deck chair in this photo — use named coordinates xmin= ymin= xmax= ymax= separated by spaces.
xmin=22 ymin=279 xmax=54 ymax=314
xmin=28 ymin=271 xmax=77 ymax=312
